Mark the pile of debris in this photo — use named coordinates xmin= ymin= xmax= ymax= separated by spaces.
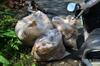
xmin=15 ymin=10 xmax=78 ymax=61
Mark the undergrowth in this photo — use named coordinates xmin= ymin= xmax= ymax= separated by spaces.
xmin=0 ymin=5 xmax=35 ymax=66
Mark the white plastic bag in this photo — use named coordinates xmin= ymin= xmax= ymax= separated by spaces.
xmin=52 ymin=16 xmax=78 ymax=50
xmin=31 ymin=29 xmax=70 ymax=61
xmin=15 ymin=11 xmax=53 ymax=46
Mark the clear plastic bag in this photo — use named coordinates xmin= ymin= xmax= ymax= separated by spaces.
xmin=31 ymin=29 xmax=70 ymax=61
xmin=15 ymin=11 xmax=53 ymax=46
xmin=52 ymin=16 xmax=78 ymax=50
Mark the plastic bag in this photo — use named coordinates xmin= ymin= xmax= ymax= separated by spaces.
xmin=15 ymin=11 xmax=53 ymax=46
xmin=31 ymin=29 xmax=70 ymax=61
xmin=52 ymin=16 xmax=78 ymax=50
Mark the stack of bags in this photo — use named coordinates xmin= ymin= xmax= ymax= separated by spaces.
xmin=15 ymin=11 xmax=78 ymax=61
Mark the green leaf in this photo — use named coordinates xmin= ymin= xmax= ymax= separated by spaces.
xmin=11 ymin=43 xmax=19 ymax=50
xmin=2 ymin=29 xmax=16 ymax=38
xmin=0 ymin=55 xmax=10 ymax=66
xmin=32 ymin=63 xmax=36 ymax=66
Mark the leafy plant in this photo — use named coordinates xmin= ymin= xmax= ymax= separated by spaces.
xmin=32 ymin=63 xmax=36 ymax=66
xmin=0 ymin=5 xmax=36 ymax=66
xmin=0 ymin=55 xmax=10 ymax=66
